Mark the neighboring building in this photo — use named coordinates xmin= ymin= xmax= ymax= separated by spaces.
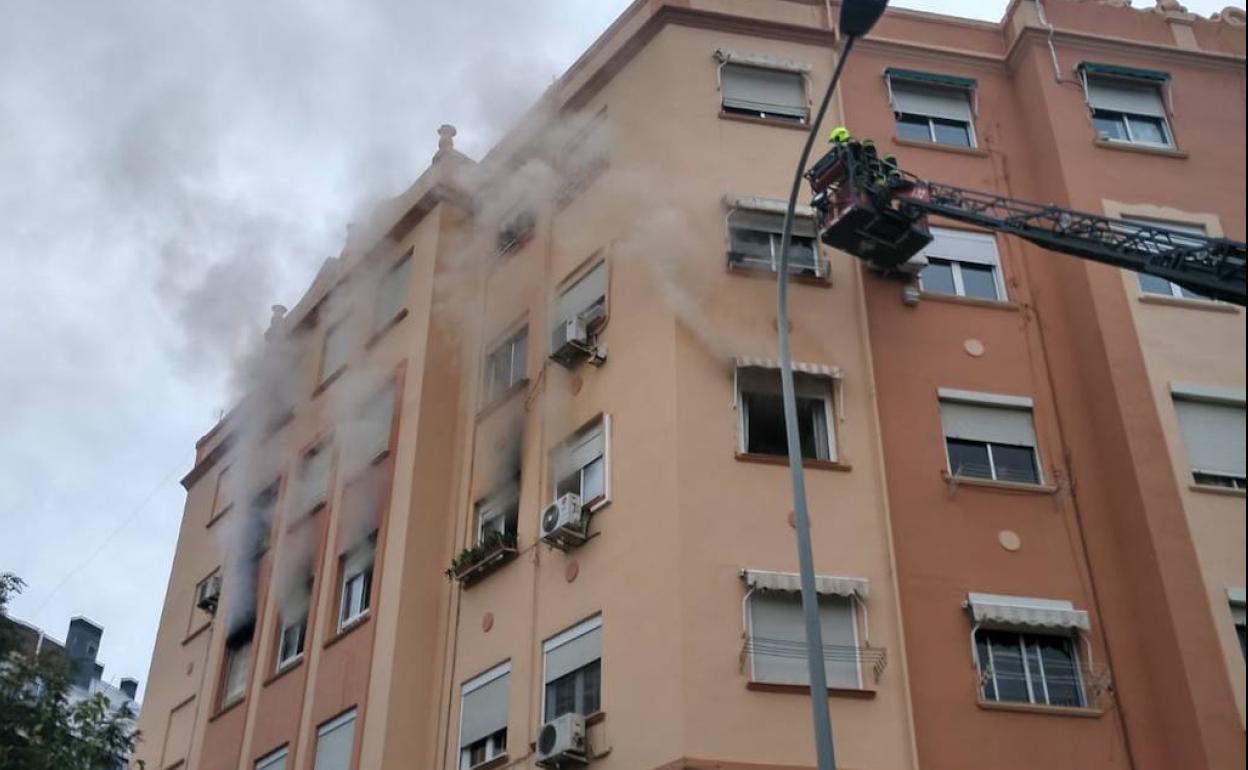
xmin=134 ymin=2 xmax=1245 ymax=770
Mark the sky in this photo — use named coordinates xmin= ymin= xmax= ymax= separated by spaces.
xmin=0 ymin=0 xmax=1242 ymax=702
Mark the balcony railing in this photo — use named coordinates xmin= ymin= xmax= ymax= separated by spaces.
xmin=740 ymin=635 xmax=888 ymax=684
xmin=976 ymin=660 xmax=1112 ymax=710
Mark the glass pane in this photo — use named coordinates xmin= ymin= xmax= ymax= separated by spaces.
xmin=1092 ymin=111 xmax=1128 ymax=141
xmin=946 ymin=439 xmax=992 ymax=479
xmin=932 ymin=118 xmax=972 ymax=147
xmin=582 ymin=456 xmax=605 ymax=503
xmin=895 ymin=113 xmax=931 ymax=142
xmin=990 ymin=443 xmax=1040 ymax=484
xmin=920 ymin=259 xmax=957 ymax=295
xmin=556 ymin=470 xmax=580 ymax=500
xmin=743 ymin=391 xmax=787 ymax=456
xmin=545 ymin=673 xmax=578 ymax=721
xmin=986 ymin=631 xmax=1030 ymax=703
xmin=975 ymin=635 xmax=995 ymax=700
xmin=729 ymin=228 xmax=774 ymax=267
xmin=1036 ymin=635 xmax=1083 ymax=707
xmin=960 ymin=264 xmax=1000 ymax=301
xmin=510 ymin=332 xmax=528 ymax=385
xmin=580 ymin=660 xmax=602 ymax=715
xmin=1126 ymin=115 xmax=1168 ymax=145
xmin=796 ymin=396 xmax=828 ymax=461
xmin=1137 ymin=272 xmax=1174 ymax=296
xmin=786 ymin=235 xmax=819 ymax=274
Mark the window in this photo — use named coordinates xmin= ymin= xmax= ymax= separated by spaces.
xmin=1081 ymin=66 xmax=1172 ymax=147
xmin=559 ymin=112 xmax=608 ymax=202
xmin=220 ymin=624 xmax=254 ymax=707
xmin=497 ymin=208 xmax=536 ymax=254
xmin=358 ymin=383 xmax=396 ymax=465
xmin=212 ymin=466 xmax=232 ymax=519
xmin=746 ymin=590 xmax=861 ymax=689
xmin=553 ymin=418 xmax=608 ymax=508
xmin=737 ymin=365 xmax=836 ymax=462
xmin=975 ymin=629 xmax=1085 ymax=707
xmin=720 ymin=63 xmax=807 ymax=123
xmin=1229 ymin=589 xmax=1246 ymax=658
xmin=373 ymin=252 xmax=413 ymax=331
xmin=939 ymin=390 xmax=1041 ymax=484
xmin=459 ymin=662 xmax=510 ymax=769
xmin=298 ymin=442 xmax=332 ymax=515
xmin=319 ymin=321 xmax=350 ymax=385
xmin=1170 ymin=384 xmax=1246 ymax=489
xmin=476 ymin=486 xmax=519 ymax=544
xmin=483 ymin=328 xmax=528 ymax=405
xmin=886 ymin=70 xmax=976 ymax=148
xmin=553 ymin=261 xmax=607 ymax=337
xmin=276 ymin=614 xmax=306 ymax=670
xmin=313 ymin=709 xmax=356 ymax=770
xmin=543 ymin=616 xmax=602 ymax=721
xmin=917 ymin=228 xmax=1004 ymax=301
xmin=727 ymin=207 xmax=822 ymax=278
xmin=249 ymin=481 xmax=280 ymax=556
xmin=1124 ymin=219 xmax=1211 ymax=301
xmin=256 ymin=746 xmax=289 ymax=770
xmin=338 ymin=538 xmax=375 ymax=630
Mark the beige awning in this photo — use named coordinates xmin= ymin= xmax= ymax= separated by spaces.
xmin=734 ymin=356 xmax=841 ymax=379
xmin=742 ymin=569 xmax=869 ymax=599
xmin=967 ymin=592 xmax=1090 ymax=631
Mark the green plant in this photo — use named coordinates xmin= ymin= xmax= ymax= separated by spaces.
xmin=445 ymin=530 xmax=518 ymax=579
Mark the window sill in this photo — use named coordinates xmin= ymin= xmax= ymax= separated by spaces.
xmin=726 ymin=261 xmax=832 ymax=287
xmin=1137 ymin=293 xmax=1239 ymax=314
xmin=286 ymin=500 xmax=326 ymax=532
xmin=736 ymin=452 xmax=852 ymax=472
xmin=206 ymin=503 xmax=233 ymax=529
xmin=209 ymin=696 xmax=245 ymax=723
xmin=977 ymin=699 xmax=1102 ymax=718
xmin=324 ymin=611 xmax=371 ymax=650
xmin=942 ymin=470 xmax=1058 ymax=495
xmin=718 ymin=110 xmax=810 ymax=132
xmin=465 ymin=755 xmax=510 ymax=770
xmin=263 ymin=656 xmax=304 ymax=687
xmin=747 ymin=681 xmax=876 ymax=699
xmin=1189 ymin=483 xmax=1246 ymax=498
xmin=366 ymin=309 xmax=408 ymax=350
xmin=162 ymin=761 xmax=187 ymax=770
xmin=476 ymin=378 xmax=530 ymax=422
xmin=918 ymin=291 xmax=1018 ymax=312
xmin=313 ymin=365 xmax=347 ymax=398
xmin=1093 ymin=138 xmax=1187 ymax=159
xmin=181 ymin=621 xmax=212 ymax=646
xmin=892 ymin=137 xmax=989 ymax=157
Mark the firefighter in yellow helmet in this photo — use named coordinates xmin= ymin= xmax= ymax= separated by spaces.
xmin=829 ymin=125 xmax=852 ymax=143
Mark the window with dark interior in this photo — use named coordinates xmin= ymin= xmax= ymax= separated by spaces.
xmin=737 ymin=366 xmax=835 ymax=462
xmin=543 ymin=616 xmax=602 ymax=721
xmin=939 ymin=392 xmax=1041 ymax=484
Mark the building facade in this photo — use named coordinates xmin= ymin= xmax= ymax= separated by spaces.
xmin=134 ymin=2 xmax=1246 ymax=770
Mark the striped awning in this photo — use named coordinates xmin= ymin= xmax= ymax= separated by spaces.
xmin=967 ymin=593 xmax=1090 ymax=631
xmin=735 ymin=356 xmax=841 ymax=379
xmin=742 ymin=569 xmax=869 ymax=599
xmin=723 ymin=194 xmax=816 ymax=219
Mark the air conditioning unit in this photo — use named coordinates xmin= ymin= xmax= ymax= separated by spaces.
xmin=550 ymin=317 xmax=591 ymax=368
xmin=535 ymin=712 xmax=589 ymax=768
xmin=540 ymin=493 xmax=588 ymax=550
xmin=196 ymin=575 xmax=222 ymax=614
xmin=869 ymin=251 xmax=927 ymax=276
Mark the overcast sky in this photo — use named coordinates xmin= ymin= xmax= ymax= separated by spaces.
xmin=1 ymin=0 xmax=1241 ymax=701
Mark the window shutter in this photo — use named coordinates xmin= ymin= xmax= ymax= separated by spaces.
xmin=460 ymin=666 xmax=510 ymax=748
xmin=749 ymin=592 xmax=858 ymax=688
xmin=558 ymin=420 xmax=605 ymax=478
xmin=891 ymin=81 xmax=973 ymax=123
xmin=256 ymin=748 xmax=288 ymax=770
xmin=555 ymin=262 xmax=607 ymax=325
xmin=544 ymin=619 xmax=602 ymax=683
xmin=721 ymin=64 xmax=806 ymax=118
xmin=940 ymin=400 xmax=1037 ymax=447
xmin=313 ymin=711 xmax=356 ymax=770
xmin=1173 ymin=399 xmax=1246 ymax=478
xmin=728 ymin=209 xmax=816 ymax=238
xmin=1086 ymin=77 xmax=1166 ymax=117
xmin=375 ymin=254 xmax=413 ymax=327
xmin=361 ymin=384 xmax=395 ymax=461
xmin=922 ymin=228 xmax=999 ymax=266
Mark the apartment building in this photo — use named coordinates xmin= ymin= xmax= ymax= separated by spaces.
xmin=135 ymin=2 xmax=1246 ymax=770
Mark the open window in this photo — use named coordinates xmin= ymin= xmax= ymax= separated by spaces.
xmin=885 ymin=68 xmax=977 ymax=148
xmin=542 ymin=616 xmax=602 ymax=722
xmin=550 ymin=261 xmax=607 ymax=368
xmin=736 ymin=360 xmax=839 ymax=463
xmin=726 ymin=197 xmax=826 ymax=279
xmin=459 ymin=662 xmax=510 ymax=769
xmin=718 ymin=57 xmax=808 ymax=123
xmin=1079 ymin=62 xmax=1173 ymax=148
xmin=373 ymin=251 xmax=413 ymax=333
xmin=939 ymin=389 xmax=1041 ymax=485
xmin=1170 ymin=382 xmax=1246 ymax=490
xmin=337 ymin=536 xmax=375 ymax=631
xmin=219 ymin=622 xmax=254 ymax=709
xmin=553 ymin=417 xmax=609 ymax=511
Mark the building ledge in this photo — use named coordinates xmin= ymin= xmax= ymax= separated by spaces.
xmin=365 ymin=308 xmax=408 ymax=350
xmin=206 ymin=503 xmax=233 ymax=530
xmin=324 ymin=611 xmax=371 ymax=650
xmin=718 ymin=111 xmax=810 ymax=132
xmin=892 ymin=136 xmax=990 ymax=157
xmin=977 ymin=699 xmax=1103 ymax=718
xmin=1094 ymin=138 xmax=1188 ymax=159
xmin=1189 ymin=483 xmax=1246 ymax=498
xmin=1138 ymin=293 xmax=1240 ymax=314
xmin=726 ymin=260 xmax=832 ymax=288
xmin=942 ymin=470 xmax=1059 ymax=495
xmin=312 ymin=365 xmax=347 ymax=399
xmin=208 ymin=695 xmax=245 ymax=723
xmin=736 ymin=452 xmax=852 ymax=473
xmin=919 ymin=291 xmax=1020 ymax=312
xmin=476 ymin=378 xmax=530 ymax=422
xmin=747 ymin=681 xmax=876 ymax=699
xmin=263 ymin=656 xmax=305 ymax=687
xmin=181 ymin=621 xmax=211 ymax=647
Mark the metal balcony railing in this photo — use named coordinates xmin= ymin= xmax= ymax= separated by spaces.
xmin=741 ymin=635 xmax=888 ymax=684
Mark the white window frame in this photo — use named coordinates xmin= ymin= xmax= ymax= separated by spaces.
xmin=255 ymin=746 xmax=289 ymax=770
xmin=735 ymin=367 xmax=837 ymax=463
xmin=974 ymin=628 xmax=1087 ymax=708
xmin=715 ymin=56 xmax=811 ymax=124
xmin=482 ymin=326 xmax=529 ymax=406
xmin=553 ymin=415 xmax=611 ymax=511
xmin=457 ymin=661 xmax=510 ymax=770
xmin=540 ymin=614 xmax=603 ymax=722
xmin=744 ymin=590 xmax=863 ymax=689
xmin=1169 ymin=382 xmax=1247 ymax=488
xmin=313 ymin=709 xmax=357 ymax=770
xmin=917 ymin=228 xmax=1006 ymax=301
xmin=276 ymin=613 xmax=306 ymax=671
xmin=1082 ymin=73 xmax=1173 ymax=149
xmin=338 ymin=539 xmax=375 ymax=631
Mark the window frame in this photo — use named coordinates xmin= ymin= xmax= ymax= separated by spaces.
xmin=974 ymin=628 xmax=1087 ymax=708
xmin=276 ymin=611 xmax=307 ymax=672
xmin=297 ymin=440 xmax=333 ymax=516
xmin=717 ymin=60 xmax=810 ymax=124
xmin=938 ymin=389 xmax=1043 ymax=485
xmin=337 ymin=537 xmax=375 ymax=631
xmin=885 ymin=73 xmax=978 ymax=149
xmin=219 ymin=625 xmax=255 ymax=709
xmin=916 ymin=228 xmax=1006 ymax=302
xmin=458 ymin=661 xmax=511 ymax=770
xmin=255 ymin=745 xmax=289 ymax=770
xmin=318 ymin=319 xmax=350 ymax=386
xmin=735 ymin=367 xmax=837 ymax=463
xmin=944 ymin=437 xmax=1042 ymax=485
xmin=372 ymin=250 xmax=414 ymax=332
xmin=482 ymin=326 xmax=529 ymax=407
xmin=313 ymin=708 xmax=357 ymax=770
xmin=552 ymin=415 xmax=611 ymax=512
xmin=541 ymin=614 xmax=603 ymax=722
xmin=475 ymin=485 xmax=520 ymax=545
xmin=1169 ymin=383 xmax=1247 ymax=489
xmin=745 ymin=590 xmax=863 ymax=689
xmin=1081 ymin=72 xmax=1173 ymax=149
xmin=725 ymin=206 xmax=826 ymax=279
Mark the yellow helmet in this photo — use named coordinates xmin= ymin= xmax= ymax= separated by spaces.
xmin=829 ymin=126 xmax=851 ymax=143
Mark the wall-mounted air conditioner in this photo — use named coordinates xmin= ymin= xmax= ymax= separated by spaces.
xmin=196 ymin=575 xmax=222 ymax=614
xmin=540 ymin=493 xmax=588 ymax=550
xmin=535 ymin=712 xmax=589 ymax=768
xmin=550 ymin=317 xmax=591 ymax=368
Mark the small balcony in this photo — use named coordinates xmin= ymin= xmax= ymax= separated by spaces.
xmin=446 ymin=532 xmax=518 ymax=586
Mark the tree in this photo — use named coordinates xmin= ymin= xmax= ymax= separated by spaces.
xmin=0 ymin=572 xmax=144 ymax=770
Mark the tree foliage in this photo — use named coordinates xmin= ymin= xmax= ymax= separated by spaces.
xmin=0 ymin=572 xmax=143 ymax=770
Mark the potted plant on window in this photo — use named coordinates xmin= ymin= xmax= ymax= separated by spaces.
xmin=445 ymin=530 xmax=519 ymax=585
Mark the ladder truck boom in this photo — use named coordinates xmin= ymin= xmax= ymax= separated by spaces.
xmin=805 ymin=142 xmax=1248 ymax=306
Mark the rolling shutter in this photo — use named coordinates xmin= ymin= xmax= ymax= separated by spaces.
xmin=722 ymin=64 xmax=806 ymax=119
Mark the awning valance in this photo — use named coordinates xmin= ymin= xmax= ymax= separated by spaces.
xmin=885 ymin=67 xmax=977 ymax=90
xmin=967 ymin=592 xmax=1089 ymax=631
xmin=735 ymin=356 xmax=841 ymax=379
xmin=723 ymin=194 xmax=816 ymax=219
xmin=742 ymin=569 xmax=869 ymax=599
xmin=1077 ymin=61 xmax=1170 ymax=83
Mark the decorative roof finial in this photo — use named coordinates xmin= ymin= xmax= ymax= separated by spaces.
xmin=436 ymin=124 xmax=458 ymax=158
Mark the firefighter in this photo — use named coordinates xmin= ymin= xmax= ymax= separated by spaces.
xmin=829 ymin=125 xmax=852 ymax=144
